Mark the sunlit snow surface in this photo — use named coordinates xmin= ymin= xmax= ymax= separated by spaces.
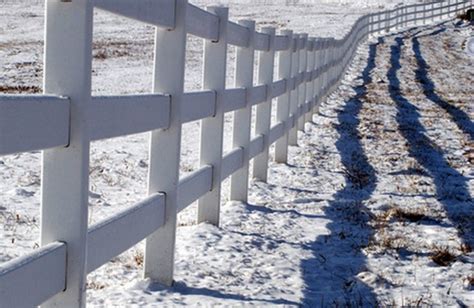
xmin=1 ymin=0 xmax=473 ymax=306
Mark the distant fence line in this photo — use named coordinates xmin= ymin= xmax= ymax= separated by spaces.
xmin=0 ymin=0 xmax=471 ymax=306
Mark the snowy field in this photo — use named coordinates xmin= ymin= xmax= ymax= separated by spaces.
xmin=1 ymin=0 xmax=473 ymax=306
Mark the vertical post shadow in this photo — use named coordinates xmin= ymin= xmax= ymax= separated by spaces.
xmin=411 ymin=30 xmax=474 ymax=141
xmin=387 ymin=33 xmax=473 ymax=248
xmin=301 ymin=39 xmax=381 ymax=306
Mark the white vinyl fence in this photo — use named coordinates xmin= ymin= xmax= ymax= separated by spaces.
xmin=0 ymin=0 xmax=471 ymax=306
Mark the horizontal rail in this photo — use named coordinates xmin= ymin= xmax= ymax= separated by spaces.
xmin=87 ymin=193 xmax=166 ymax=273
xmin=90 ymin=94 xmax=170 ymax=141
xmin=268 ymin=122 xmax=285 ymax=145
xmin=177 ymin=165 xmax=213 ymax=212
xmin=227 ymin=21 xmax=250 ymax=47
xmin=0 ymin=95 xmax=70 ymax=156
xmin=248 ymin=85 xmax=267 ymax=106
xmin=223 ymin=88 xmax=247 ymax=113
xmin=186 ymin=3 xmax=219 ymax=40
xmin=0 ymin=242 xmax=66 ymax=307
xmin=94 ymin=0 xmax=175 ymax=28
xmin=249 ymin=134 xmax=264 ymax=159
xmin=182 ymin=91 xmax=216 ymax=123
xmin=221 ymin=147 xmax=244 ymax=180
xmin=271 ymin=79 xmax=287 ymax=99
xmin=254 ymin=32 xmax=271 ymax=51
xmin=274 ymin=35 xmax=290 ymax=51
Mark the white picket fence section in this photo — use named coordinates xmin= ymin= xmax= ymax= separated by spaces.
xmin=0 ymin=0 xmax=471 ymax=306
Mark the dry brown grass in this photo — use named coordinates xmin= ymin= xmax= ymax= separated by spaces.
xmin=456 ymin=11 xmax=472 ymax=21
xmin=430 ymin=247 xmax=457 ymax=266
xmin=0 ymin=85 xmax=41 ymax=93
xmin=86 ymin=281 xmax=106 ymax=290
xmin=133 ymin=250 xmax=144 ymax=267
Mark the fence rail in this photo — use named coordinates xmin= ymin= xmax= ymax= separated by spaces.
xmin=0 ymin=0 xmax=471 ymax=306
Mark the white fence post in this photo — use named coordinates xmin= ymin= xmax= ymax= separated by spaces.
xmin=311 ymin=39 xmax=319 ymax=118
xmin=423 ymin=3 xmax=427 ymax=25
xmin=230 ymin=20 xmax=255 ymax=202
xmin=288 ymin=34 xmax=300 ymax=146
xmin=144 ymin=0 xmax=187 ymax=286
xmin=304 ymin=38 xmax=315 ymax=125
xmin=274 ymin=30 xmax=293 ymax=164
xmin=431 ymin=2 xmax=435 ymax=23
xmin=312 ymin=39 xmax=322 ymax=117
xmin=198 ymin=6 xmax=229 ymax=226
xmin=41 ymin=0 xmax=92 ymax=306
xmin=297 ymin=33 xmax=308 ymax=132
xmin=253 ymin=27 xmax=276 ymax=182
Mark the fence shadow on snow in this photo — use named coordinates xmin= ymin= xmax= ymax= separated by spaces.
xmin=300 ymin=38 xmax=381 ymax=307
xmin=388 ymin=32 xmax=473 ymax=248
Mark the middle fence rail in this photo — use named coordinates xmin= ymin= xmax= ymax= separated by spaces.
xmin=0 ymin=0 xmax=471 ymax=306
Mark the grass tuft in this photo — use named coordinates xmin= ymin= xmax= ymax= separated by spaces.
xmin=430 ymin=247 xmax=457 ymax=266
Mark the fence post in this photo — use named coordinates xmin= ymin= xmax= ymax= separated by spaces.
xmin=41 ymin=0 xmax=92 ymax=306
xmin=404 ymin=7 xmax=408 ymax=28
xmin=324 ymin=39 xmax=330 ymax=98
xmin=144 ymin=0 xmax=187 ymax=287
xmin=423 ymin=3 xmax=427 ymax=25
xmin=431 ymin=2 xmax=435 ymax=23
xmin=414 ymin=5 xmax=418 ymax=27
xmin=304 ymin=38 xmax=315 ymax=125
xmin=319 ymin=39 xmax=326 ymax=104
xmin=198 ymin=6 xmax=229 ymax=226
xmin=288 ymin=34 xmax=300 ymax=146
xmin=253 ymin=27 xmax=276 ymax=182
xmin=310 ymin=37 xmax=318 ymax=120
xmin=230 ymin=20 xmax=255 ymax=202
xmin=311 ymin=38 xmax=321 ymax=119
xmin=274 ymin=30 xmax=293 ymax=164
xmin=297 ymin=33 xmax=308 ymax=132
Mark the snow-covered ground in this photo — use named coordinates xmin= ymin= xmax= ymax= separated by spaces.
xmin=1 ymin=0 xmax=473 ymax=306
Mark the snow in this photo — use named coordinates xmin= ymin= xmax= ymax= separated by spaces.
xmin=1 ymin=0 xmax=473 ymax=306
